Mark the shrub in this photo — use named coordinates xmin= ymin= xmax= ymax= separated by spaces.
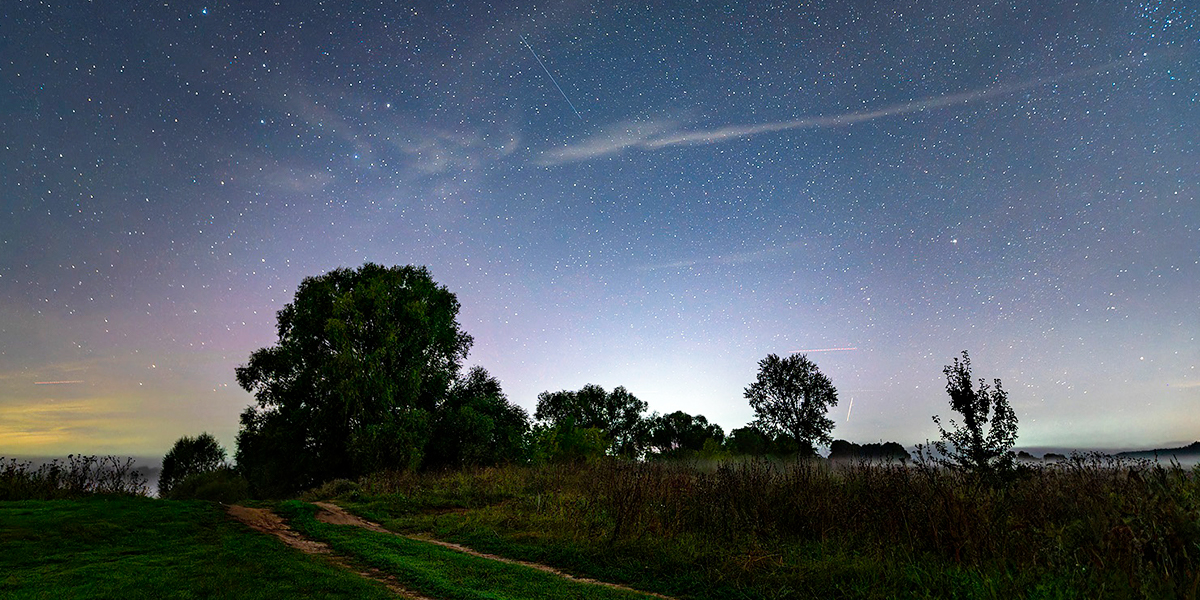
xmin=160 ymin=433 xmax=227 ymax=497
xmin=0 ymin=455 xmax=148 ymax=499
xmin=165 ymin=467 xmax=250 ymax=503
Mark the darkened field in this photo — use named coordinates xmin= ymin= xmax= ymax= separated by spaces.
xmin=316 ymin=456 xmax=1200 ymax=599
xmin=0 ymin=497 xmax=398 ymax=600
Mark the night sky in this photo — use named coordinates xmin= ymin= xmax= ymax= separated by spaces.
xmin=2 ymin=0 xmax=1197 ymax=458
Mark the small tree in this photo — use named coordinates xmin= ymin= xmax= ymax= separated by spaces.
xmin=159 ymin=433 xmax=226 ymax=497
xmin=744 ymin=353 xmax=838 ymax=456
xmin=931 ymin=351 xmax=1018 ymax=474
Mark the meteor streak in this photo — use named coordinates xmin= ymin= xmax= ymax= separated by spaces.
xmin=34 ymin=380 xmax=85 ymax=385
xmin=520 ymin=34 xmax=584 ymax=122
xmin=791 ymin=347 xmax=858 ymax=353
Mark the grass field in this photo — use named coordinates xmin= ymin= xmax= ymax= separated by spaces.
xmin=0 ymin=497 xmax=396 ymax=600
xmin=3 ymin=456 xmax=1198 ymax=599
xmin=319 ymin=457 xmax=1200 ymax=600
xmin=0 ymin=496 xmax=667 ymax=600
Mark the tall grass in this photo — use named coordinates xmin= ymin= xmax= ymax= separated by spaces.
xmin=0 ymin=455 xmax=149 ymax=499
xmin=334 ymin=455 xmax=1200 ymax=599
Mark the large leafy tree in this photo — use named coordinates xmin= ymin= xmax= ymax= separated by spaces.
xmin=931 ymin=351 xmax=1018 ymax=474
xmin=234 ymin=263 xmax=473 ymax=495
xmin=744 ymin=353 xmax=839 ymax=456
xmin=534 ymin=384 xmax=648 ymax=457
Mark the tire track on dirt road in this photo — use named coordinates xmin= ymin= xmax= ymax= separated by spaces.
xmin=311 ymin=501 xmax=678 ymax=600
xmin=226 ymin=505 xmax=434 ymax=600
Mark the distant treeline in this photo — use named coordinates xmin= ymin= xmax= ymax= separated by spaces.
xmin=828 ymin=440 xmax=911 ymax=462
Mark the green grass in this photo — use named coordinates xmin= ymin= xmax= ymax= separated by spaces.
xmin=0 ymin=497 xmax=397 ymax=599
xmin=278 ymin=500 xmax=663 ymax=600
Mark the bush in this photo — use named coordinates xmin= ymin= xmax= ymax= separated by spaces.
xmin=300 ymin=478 xmax=362 ymax=501
xmin=528 ymin=424 xmax=610 ymax=464
xmin=165 ymin=467 xmax=250 ymax=503
xmin=160 ymin=433 xmax=227 ymax=497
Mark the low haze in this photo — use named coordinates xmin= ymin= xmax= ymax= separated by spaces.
xmin=2 ymin=0 xmax=1197 ymax=457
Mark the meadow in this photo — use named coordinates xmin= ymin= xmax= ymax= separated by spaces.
xmin=317 ymin=455 xmax=1200 ymax=599
xmin=0 ymin=497 xmax=400 ymax=599
xmin=3 ymin=453 xmax=1199 ymax=599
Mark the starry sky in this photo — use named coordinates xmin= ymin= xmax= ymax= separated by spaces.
xmin=2 ymin=0 xmax=1197 ymax=459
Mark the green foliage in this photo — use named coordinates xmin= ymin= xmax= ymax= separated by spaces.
xmin=931 ymin=351 xmax=1019 ymax=475
xmin=347 ymin=408 xmax=430 ymax=474
xmin=0 ymin=497 xmax=397 ymax=599
xmin=0 ymin=455 xmax=148 ymax=500
xmin=528 ymin=423 xmax=611 ymax=464
xmin=725 ymin=425 xmax=770 ymax=456
xmin=159 ymin=432 xmax=227 ymax=497
xmin=644 ymin=410 xmax=725 ymax=458
xmin=165 ymin=467 xmax=250 ymax=503
xmin=744 ymin=353 xmax=839 ymax=455
xmin=534 ymin=384 xmax=648 ymax=457
xmin=234 ymin=263 xmax=474 ymax=495
xmin=425 ymin=366 xmax=530 ymax=469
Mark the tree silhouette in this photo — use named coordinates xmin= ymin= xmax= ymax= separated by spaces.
xmin=535 ymin=384 xmax=648 ymax=457
xmin=645 ymin=411 xmax=724 ymax=457
xmin=159 ymin=433 xmax=226 ymax=497
xmin=931 ymin=351 xmax=1018 ymax=474
xmin=425 ymin=366 xmax=530 ymax=469
xmin=744 ymin=353 xmax=839 ymax=456
xmin=234 ymin=263 xmax=473 ymax=495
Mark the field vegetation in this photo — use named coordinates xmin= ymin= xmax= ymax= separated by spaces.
xmin=314 ymin=456 xmax=1200 ymax=599
xmin=1 ymin=454 xmax=148 ymax=500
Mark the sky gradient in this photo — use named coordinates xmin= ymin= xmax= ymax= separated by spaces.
xmin=2 ymin=0 xmax=1197 ymax=458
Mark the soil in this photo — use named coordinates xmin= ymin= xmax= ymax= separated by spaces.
xmin=226 ymin=504 xmax=433 ymax=599
xmin=229 ymin=501 xmax=677 ymax=600
xmin=311 ymin=501 xmax=678 ymax=600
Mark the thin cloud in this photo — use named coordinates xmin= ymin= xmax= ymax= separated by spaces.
xmin=537 ymin=119 xmax=679 ymax=165
xmin=539 ymin=56 xmax=1146 ymax=165
xmin=638 ymin=243 xmax=800 ymax=272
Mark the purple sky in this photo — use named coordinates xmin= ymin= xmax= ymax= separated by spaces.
xmin=2 ymin=0 xmax=1197 ymax=458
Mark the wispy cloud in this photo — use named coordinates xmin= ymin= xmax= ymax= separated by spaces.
xmin=539 ymin=56 xmax=1146 ymax=165
xmin=638 ymin=242 xmax=802 ymax=272
xmin=537 ymin=118 xmax=679 ymax=165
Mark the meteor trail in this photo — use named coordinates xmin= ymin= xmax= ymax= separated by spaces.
xmin=35 ymin=380 xmax=84 ymax=385
xmin=791 ymin=347 xmax=858 ymax=353
xmin=520 ymin=34 xmax=584 ymax=122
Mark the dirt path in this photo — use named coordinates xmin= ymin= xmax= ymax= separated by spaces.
xmin=312 ymin=501 xmax=678 ymax=600
xmin=226 ymin=505 xmax=434 ymax=600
